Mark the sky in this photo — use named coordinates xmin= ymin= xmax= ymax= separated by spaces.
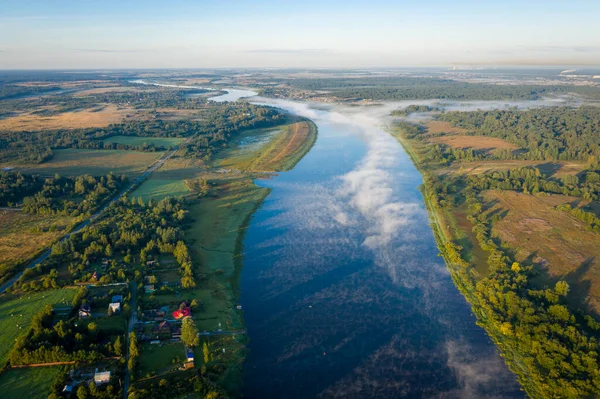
xmin=1 ymin=0 xmax=599 ymax=69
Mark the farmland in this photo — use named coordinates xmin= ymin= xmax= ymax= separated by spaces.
xmin=8 ymin=149 xmax=162 ymax=177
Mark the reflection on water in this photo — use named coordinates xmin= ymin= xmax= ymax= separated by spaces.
xmin=240 ymin=100 xmax=523 ymax=398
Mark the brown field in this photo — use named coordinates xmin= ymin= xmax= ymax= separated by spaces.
xmin=446 ymin=160 xmax=587 ymax=177
xmin=0 ymin=104 xmax=130 ymax=131
xmin=429 ymin=135 xmax=518 ymax=153
xmin=424 ymin=121 xmax=468 ymax=135
xmin=0 ymin=211 xmax=76 ymax=278
xmin=9 ymin=149 xmax=161 ymax=177
xmin=481 ymin=190 xmax=600 ymax=312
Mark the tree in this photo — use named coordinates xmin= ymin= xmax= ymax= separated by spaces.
xmin=555 ymin=281 xmax=570 ymax=297
xmin=203 ymin=342 xmax=211 ymax=364
xmin=181 ymin=316 xmax=199 ymax=348
xmin=129 ymin=332 xmax=139 ymax=358
xmin=114 ymin=335 xmax=123 ymax=357
xmin=77 ymin=385 xmax=88 ymax=399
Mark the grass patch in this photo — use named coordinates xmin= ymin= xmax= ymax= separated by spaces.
xmin=220 ymin=120 xmax=317 ymax=172
xmin=0 ymin=289 xmax=76 ymax=364
xmin=8 ymin=149 xmax=162 ymax=177
xmin=131 ymin=179 xmax=190 ymax=201
xmin=138 ymin=341 xmax=185 ymax=377
xmin=101 ymin=136 xmax=183 ymax=148
xmin=0 ymin=367 xmax=61 ymax=399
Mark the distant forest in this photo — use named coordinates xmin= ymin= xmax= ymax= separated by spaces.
xmin=278 ymin=77 xmax=600 ymax=101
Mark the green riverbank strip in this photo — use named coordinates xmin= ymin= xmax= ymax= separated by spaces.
xmin=388 ymin=125 xmax=600 ymax=398
xmin=130 ymin=119 xmax=317 ymax=394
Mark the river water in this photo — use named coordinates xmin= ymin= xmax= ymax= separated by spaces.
xmin=239 ymin=100 xmax=524 ymax=398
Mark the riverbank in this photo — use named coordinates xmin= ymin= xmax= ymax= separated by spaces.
xmin=182 ymin=119 xmax=318 ymax=394
xmin=388 ymin=121 xmax=600 ymax=398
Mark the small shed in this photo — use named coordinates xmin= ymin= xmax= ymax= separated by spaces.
xmin=187 ymin=350 xmax=194 ymax=362
xmin=111 ymin=295 xmax=123 ymax=303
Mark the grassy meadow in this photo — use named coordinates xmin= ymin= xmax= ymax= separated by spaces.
xmin=0 ymin=367 xmax=62 ymax=399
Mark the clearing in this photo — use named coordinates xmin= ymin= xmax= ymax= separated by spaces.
xmin=424 ymin=120 xmax=468 ymax=135
xmin=0 ymin=104 xmax=130 ymax=131
xmin=429 ymin=135 xmax=518 ymax=154
xmin=0 ymin=211 xmax=76 ymax=285
xmin=8 ymin=149 xmax=162 ymax=177
xmin=482 ymin=190 xmax=600 ymax=312
xmin=130 ymin=156 xmax=205 ymax=201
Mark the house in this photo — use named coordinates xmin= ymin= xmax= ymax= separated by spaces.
xmin=79 ymin=304 xmax=92 ymax=319
xmin=144 ymin=284 xmax=155 ymax=293
xmin=146 ymin=260 xmax=156 ymax=266
xmin=172 ymin=303 xmax=191 ymax=319
xmin=108 ymin=302 xmax=121 ymax=314
xmin=180 ymin=361 xmax=194 ymax=370
xmin=94 ymin=370 xmax=111 ymax=385
xmin=153 ymin=321 xmax=173 ymax=339
xmin=111 ymin=295 xmax=123 ymax=303
xmin=186 ymin=350 xmax=194 ymax=362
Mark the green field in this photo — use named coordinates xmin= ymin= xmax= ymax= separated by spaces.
xmin=138 ymin=342 xmax=185 ymax=377
xmin=0 ymin=289 xmax=76 ymax=364
xmin=10 ymin=149 xmax=162 ymax=177
xmin=102 ymin=135 xmax=183 ymax=148
xmin=130 ymin=179 xmax=190 ymax=201
xmin=0 ymin=367 xmax=62 ymax=399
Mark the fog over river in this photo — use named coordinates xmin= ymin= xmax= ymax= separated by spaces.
xmin=131 ymin=79 xmax=574 ymax=397
xmin=237 ymin=97 xmax=566 ymax=398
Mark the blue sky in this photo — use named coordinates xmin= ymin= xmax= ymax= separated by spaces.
xmin=1 ymin=0 xmax=599 ymax=69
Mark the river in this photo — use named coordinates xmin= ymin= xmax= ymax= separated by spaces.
xmin=238 ymin=99 xmax=524 ymax=398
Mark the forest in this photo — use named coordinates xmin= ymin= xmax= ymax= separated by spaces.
xmin=439 ymin=106 xmax=600 ymax=161
xmin=0 ymin=171 xmax=128 ymax=214
xmin=276 ymin=76 xmax=600 ymax=100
